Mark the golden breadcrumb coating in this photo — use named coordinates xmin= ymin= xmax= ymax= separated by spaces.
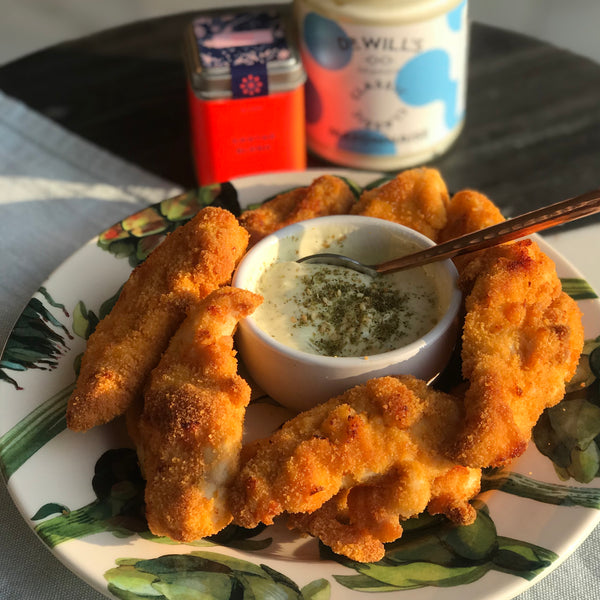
xmin=239 ymin=174 xmax=356 ymax=247
xmin=230 ymin=377 xmax=426 ymax=528
xmin=137 ymin=287 xmax=262 ymax=542
xmin=439 ymin=189 xmax=506 ymax=244
xmin=451 ymin=239 xmax=584 ymax=467
xmin=437 ymin=188 xmax=584 ymax=467
xmin=230 ymin=375 xmax=480 ymax=551
xmin=439 ymin=188 xmax=506 ymax=270
xmin=350 ymin=168 xmax=450 ymax=241
xmin=230 ymin=379 xmax=417 ymax=529
xmin=67 ymin=207 xmax=248 ymax=432
xmin=287 ymin=376 xmax=480 ymax=562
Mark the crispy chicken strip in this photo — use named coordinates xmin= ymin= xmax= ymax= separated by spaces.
xmin=438 ymin=189 xmax=584 ymax=467
xmin=239 ymin=174 xmax=356 ymax=247
xmin=230 ymin=377 xmax=425 ymax=528
xmin=439 ymin=189 xmax=506 ymax=243
xmin=441 ymin=188 xmax=509 ymax=289
xmin=439 ymin=188 xmax=506 ymax=270
xmin=451 ymin=239 xmax=584 ymax=467
xmin=288 ymin=376 xmax=480 ymax=562
xmin=137 ymin=287 xmax=262 ymax=542
xmin=67 ymin=207 xmax=248 ymax=432
xmin=350 ymin=168 xmax=450 ymax=241
xmin=230 ymin=376 xmax=480 ymax=535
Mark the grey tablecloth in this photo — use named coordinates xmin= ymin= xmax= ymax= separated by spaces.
xmin=0 ymin=91 xmax=598 ymax=599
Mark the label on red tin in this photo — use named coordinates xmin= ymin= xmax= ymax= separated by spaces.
xmin=297 ymin=1 xmax=468 ymax=164
xmin=193 ymin=11 xmax=291 ymax=98
xmin=230 ymin=64 xmax=269 ymax=98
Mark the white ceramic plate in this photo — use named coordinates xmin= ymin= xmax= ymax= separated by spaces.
xmin=1 ymin=169 xmax=600 ymax=600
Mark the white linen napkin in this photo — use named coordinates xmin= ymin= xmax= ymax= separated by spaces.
xmin=0 ymin=90 xmax=183 ymax=339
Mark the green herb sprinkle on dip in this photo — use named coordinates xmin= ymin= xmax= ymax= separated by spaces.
xmin=253 ymin=261 xmax=440 ymax=357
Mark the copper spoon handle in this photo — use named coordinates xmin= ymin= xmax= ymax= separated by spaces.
xmin=375 ymin=188 xmax=600 ymax=274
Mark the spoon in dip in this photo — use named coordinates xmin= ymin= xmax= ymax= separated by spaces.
xmin=298 ymin=189 xmax=600 ymax=277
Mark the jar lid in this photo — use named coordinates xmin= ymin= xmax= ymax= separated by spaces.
xmin=184 ymin=8 xmax=306 ymax=100
xmin=295 ymin=0 xmax=466 ymax=24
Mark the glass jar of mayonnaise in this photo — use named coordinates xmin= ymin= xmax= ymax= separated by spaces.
xmin=294 ymin=0 xmax=468 ymax=170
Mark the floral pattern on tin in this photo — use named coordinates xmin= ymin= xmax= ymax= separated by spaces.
xmin=193 ymin=10 xmax=291 ymax=69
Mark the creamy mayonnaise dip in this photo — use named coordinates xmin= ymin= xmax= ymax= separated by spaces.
xmin=253 ymin=259 xmax=440 ymax=357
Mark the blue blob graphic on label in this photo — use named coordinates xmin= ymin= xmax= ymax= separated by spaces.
xmin=338 ymin=130 xmax=396 ymax=156
xmin=303 ymin=12 xmax=352 ymax=70
xmin=447 ymin=0 xmax=466 ymax=32
xmin=304 ymin=76 xmax=322 ymax=124
xmin=395 ymin=50 xmax=461 ymax=130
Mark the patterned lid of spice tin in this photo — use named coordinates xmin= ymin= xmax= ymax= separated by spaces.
xmin=184 ymin=8 xmax=305 ymax=100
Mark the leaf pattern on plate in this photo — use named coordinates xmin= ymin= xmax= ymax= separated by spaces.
xmin=329 ymin=504 xmax=557 ymax=592
xmin=105 ymin=552 xmax=331 ymax=600
xmin=0 ymin=287 xmax=72 ymax=390
xmin=97 ymin=183 xmax=241 ymax=267
xmin=561 ymin=277 xmax=598 ymax=300
xmin=99 ymin=505 xmax=558 ymax=598
xmin=533 ymin=335 xmax=600 ymax=483
xmin=0 ymin=384 xmax=73 ymax=480
xmin=0 ymin=287 xmax=121 ymax=478
xmin=32 ymin=448 xmax=273 ymax=552
xmin=481 ymin=470 xmax=600 ymax=508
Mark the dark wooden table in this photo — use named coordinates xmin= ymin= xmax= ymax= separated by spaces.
xmin=2 ymin=13 xmax=600 ymax=226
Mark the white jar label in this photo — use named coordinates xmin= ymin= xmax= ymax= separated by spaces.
xmin=297 ymin=1 xmax=468 ymax=165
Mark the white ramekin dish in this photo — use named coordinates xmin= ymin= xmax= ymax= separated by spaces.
xmin=232 ymin=215 xmax=462 ymax=412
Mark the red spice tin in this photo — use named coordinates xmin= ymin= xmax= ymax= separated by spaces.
xmin=184 ymin=8 xmax=307 ymax=185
